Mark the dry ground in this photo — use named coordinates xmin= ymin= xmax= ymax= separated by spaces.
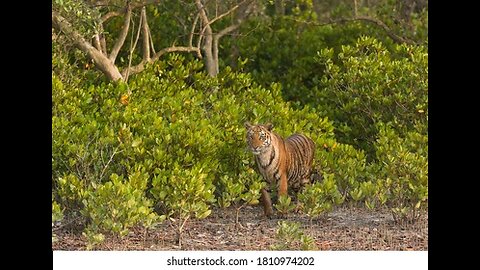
xmin=52 ymin=204 xmax=427 ymax=251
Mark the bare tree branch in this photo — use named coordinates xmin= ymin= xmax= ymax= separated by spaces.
xmin=212 ymin=23 xmax=241 ymax=75
xmin=52 ymin=11 xmax=123 ymax=81
xmin=140 ymin=7 xmax=150 ymax=61
xmin=153 ymin=46 xmax=201 ymax=61
xmin=56 ymin=0 xmax=253 ymax=80
xmin=101 ymin=10 xmax=123 ymax=23
xmin=195 ymin=0 xmax=213 ymax=37
xmin=147 ymin=22 xmax=156 ymax=55
xmin=340 ymin=16 xmax=415 ymax=45
xmin=198 ymin=0 xmax=253 ymax=38
xmin=109 ymin=4 xmax=132 ymax=63
xmin=121 ymin=46 xmax=201 ymax=78
xmin=195 ymin=0 xmax=215 ymax=76
xmin=93 ymin=34 xmax=103 ymax=53
xmin=213 ymin=0 xmax=254 ymax=75
xmin=88 ymin=0 xmax=119 ymax=7
xmin=101 ymin=0 xmax=162 ymax=23
xmin=99 ymin=24 xmax=107 ymax=54
xmin=207 ymin=0 xmax=251 ymax=27
xmin=99 ymin=146 xmax=123 ymax=181
xmin=195 ymin=0 xmax=256 ymax=76
xmin=196 ymin=32 xmax=204 ymax=58
xmin=189 ymin=13 xmax=200 ymax=48
xmin=215 ymin=23 xmax=241 ymax=41
xmin=125 ymin=9 xmax=144 ymax=83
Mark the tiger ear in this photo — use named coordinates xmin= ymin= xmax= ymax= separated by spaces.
xmin=244 ymin=122 xmax=253 ymax=129
xmin=265 ymin=123 xmax=273 ymax=131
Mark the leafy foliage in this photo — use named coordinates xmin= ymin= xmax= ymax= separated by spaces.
xmin=52 ymin=1 xmax=428 ymax=244
xmin=53 ymin=0 xmax=101 ymax=38
xmin=372 ymin=123 xmax=427 ymax=222
xmin=315 ymin=140 xmax=368 ymax=199
xmin=52 ymin=199 xmax=64 ymax=224
xmin=274 ymin=195 xmax=296 ymax=216
xmin=314 ymin=37 xmax=428 ymax=157
xmin=52 ymin=198 xmax=64 ymax=243
xmin=224 ymin=16 xmax=368 ymax=103
xmin=271 ymin=221 xmax=316 ymax=251
xmin=81 ymin=173 xmax=159 ymax=238
xmin=298 ymin=173 xmax=344 ymax=220
xmin=52 ymin=54 xmax=337 ymax=245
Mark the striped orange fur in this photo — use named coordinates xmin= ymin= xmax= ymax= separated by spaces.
xmin=245 ymin=122 xmax=315 ymax=217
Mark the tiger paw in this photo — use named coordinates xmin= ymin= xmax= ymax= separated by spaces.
xmin=264 ymin=207 xmax=274 ymax=218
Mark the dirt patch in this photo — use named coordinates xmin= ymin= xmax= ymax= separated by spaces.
xmin=52 ymin=205 xmax=427 ymax=251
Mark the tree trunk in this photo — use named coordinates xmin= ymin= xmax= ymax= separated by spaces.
xmin=195 ymin=0 xmax=218 ymax=77
xmin=141 ymin=7 xmax=151 ymax=61
xmin=203 ymin=33 xmax=218 ymax=76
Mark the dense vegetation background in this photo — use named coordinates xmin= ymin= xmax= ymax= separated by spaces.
xmin=52 ymin=0 xmax=427 ymax=248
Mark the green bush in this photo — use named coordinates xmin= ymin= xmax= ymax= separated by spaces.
xmin=274 ymin=195 xmax=296 ymax=216
xmin=217 ymin=164 xmax=264 ymax=224
xmin=315 ymin=140 xmax=368 ymax=199
xmin=52 ymin=199 xmax=64 ymax=224
xmin=223 ymin=16 xmax=371 ymax=104
xmin=52 ymin=54 xmax=336 ymax=245
xmin=53 ymin=34 xmax=429 ymax=231
xmin=55 ymin=174 xmax=86 ymax=211
xmin=314 ymin=36 xmax=428 ymax=157
xmin=52 ymin=0 xmax=428 ymax=245
xmin=81 ymin=173 xmax=159 ymax=238
xmin=347 ymin=121 xmax=427 ymax=223
xmin=298 ymin=173 xmax=343 ymax=220
xmin=52 ymin=198 xmax=64 ymax=243
xmin=371 ymin=123 xmax=428 ymax=222
xmin=271 ymin=221 xmax=316 ymax=251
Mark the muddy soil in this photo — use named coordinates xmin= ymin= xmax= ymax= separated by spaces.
xmin=52 ymin=204 xmax=427 ymax=251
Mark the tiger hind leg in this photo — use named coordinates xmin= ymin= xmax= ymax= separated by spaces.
xmin=261 ymin=188 xmax=273 ymax=217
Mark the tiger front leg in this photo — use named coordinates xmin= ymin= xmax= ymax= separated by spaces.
xmin=260 ymin=188 xmax=273 ymax=217
xmin=278 ymin=173 xmax=288 ymax=197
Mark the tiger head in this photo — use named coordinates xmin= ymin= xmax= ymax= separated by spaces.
xmin=244 ymin=122 xmax=274 ymax=155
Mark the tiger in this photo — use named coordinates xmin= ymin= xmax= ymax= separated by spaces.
xmin=244 ymin=122 xmax=316 ymax=217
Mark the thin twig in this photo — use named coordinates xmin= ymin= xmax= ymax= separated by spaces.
xmin=99 ymin=146 xmax=123 ymax=181
xmin=125 ymin=9 xmax=143 ymax=83
xmin=147 ymin=20 xmax=156 ymax=54
xmin=207 ymin=0 xmax=250 ymax=27
xmin=189 ymin=13 xmax=200 ymax=48
xmin=195 ymin=0 xmax=213 ymax=38
xmin=121 ymin=45 xmax=201 ymax=77
xmin=92 ymin=34 xmax=102 ymax=53
xmin=109 ymin=4 xmax=132 ymax=63
xmin=101 ymin=0 xmax=162 ymax=23
xmin=197 ymin=0 xmax=252 ymax=38
xmin=101 ymin=10 xmax=123 ymax=23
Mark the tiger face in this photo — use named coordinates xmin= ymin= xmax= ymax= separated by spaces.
xmin=244 ymin=122 xmax=274 ymax=155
